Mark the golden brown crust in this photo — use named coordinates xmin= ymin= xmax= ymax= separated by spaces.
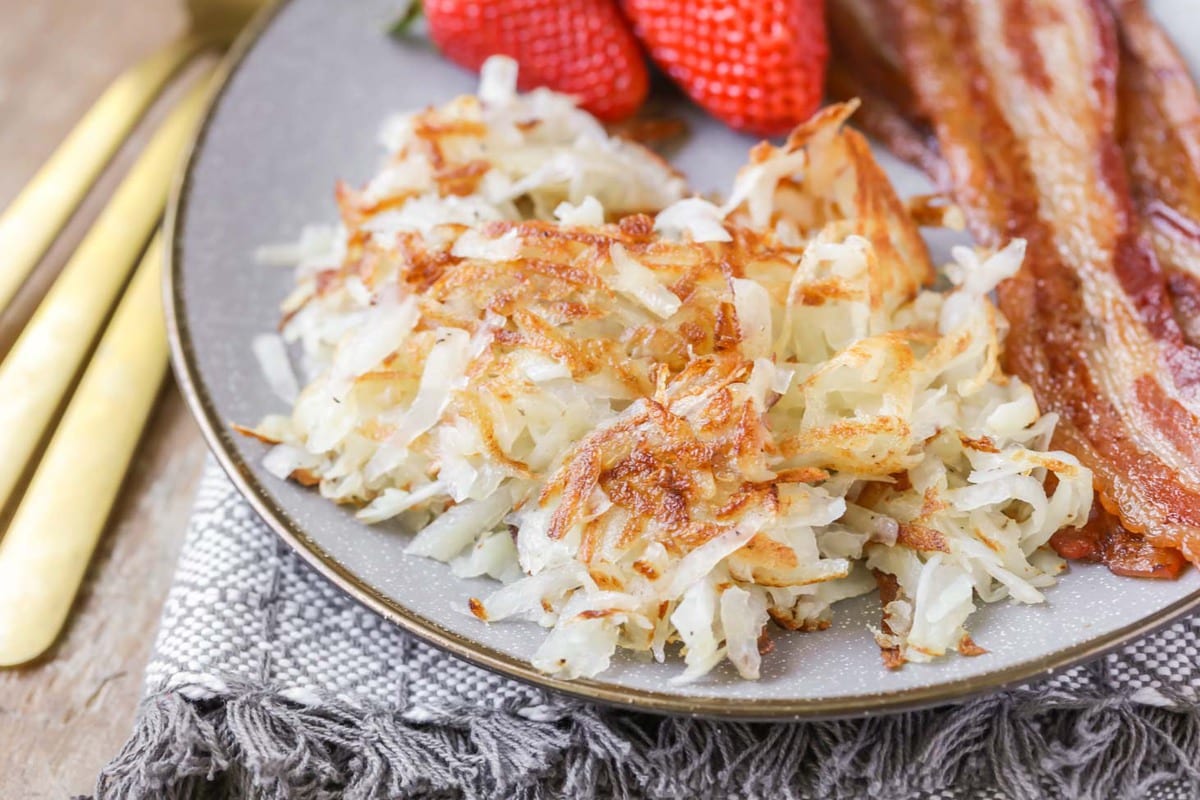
xmin=896 ymin=523 xmax=951 ymax=553
xmin=468 ymin=597 xmax=488 ymax=621
xmin=231 ymin=422 xmax=281 ymax=445
xmin=958 ymin=634 xmax=988 ymax=657
xmin=289 ymin=468 xmax=321 ymax=487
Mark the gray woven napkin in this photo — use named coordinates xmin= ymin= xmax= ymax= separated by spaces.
xmin=95 ymin=460 xmax=1200 ymax=800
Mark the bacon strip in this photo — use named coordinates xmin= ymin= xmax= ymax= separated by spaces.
xmin=1112 ymin=0 xmax=1200 ymax=348
xmin=825 ymin=0 xmax=947 ymax=183
xmin=836 ymin=0 xmax=1200 ymax=358
xmin=1051 ymin=505 xmax=1187 ymax=580
xmin=827 ymin=0 xmax=1200 ymax=573
xmin=882 ymin=0 xmax=1200 ymax=565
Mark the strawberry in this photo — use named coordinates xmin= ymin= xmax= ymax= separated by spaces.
xmin=421 ymin=0 xmax=650 ymax=122
xmin=622 ymin=0 xmax=828 ymax=136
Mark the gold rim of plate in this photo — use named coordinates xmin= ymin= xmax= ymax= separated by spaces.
xmin=164 ymin=0 xmax=1200 ymax=720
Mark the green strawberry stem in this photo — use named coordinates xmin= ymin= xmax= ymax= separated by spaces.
xmin=389 ymin=1 xmax=423 ymax=37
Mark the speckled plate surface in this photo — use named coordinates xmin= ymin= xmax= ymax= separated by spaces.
xmin=168 ymin=0 xmax=1200 ymax=719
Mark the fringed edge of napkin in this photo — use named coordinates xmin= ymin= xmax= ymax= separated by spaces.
xmin=94 ymin=668 xmax=1200 ymax=800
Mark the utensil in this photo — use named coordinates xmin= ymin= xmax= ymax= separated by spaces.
xmin=0 ymin=80 xmax=210 ymax=514
xmin=0 ymin=0 xmax=262 ymax=317
xmin=0 ymin=77 xmax=215 ymax=668
xmin=168 ymin=0 xmax=1200 ymax=719
xmin=0 ymin=236 xmax=170 ymax=665
xmin=0 ymin=0 xmax=268 ymax=667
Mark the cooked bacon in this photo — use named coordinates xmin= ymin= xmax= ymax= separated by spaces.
xmin=826 ymin=0 xmax=946 ymax=184
xmin=1111 ymin=0 xmax=1200 ymax=349
xmin=1051 ymin=506 xmax=1188 ymax=580
xmin=876 ymin=0 xmax=1200 ymax=566
xmin=829 ymin=0 xmax=1200 ymax=575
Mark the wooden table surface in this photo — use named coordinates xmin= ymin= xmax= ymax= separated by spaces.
xmin=0 ymin=2 xmax=212 ymax=797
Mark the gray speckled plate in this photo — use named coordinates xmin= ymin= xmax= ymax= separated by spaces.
xmin=167 ymin=0 xmax=1200 ymax=719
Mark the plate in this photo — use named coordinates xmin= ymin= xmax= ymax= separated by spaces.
xmin=168 ymin=0 xmax=1200 ymax=719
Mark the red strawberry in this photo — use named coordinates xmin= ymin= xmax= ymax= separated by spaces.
xmin=622 ymin=0 xmax=828 ymax=136
xmin=422 ymin=0 xmax=650 ymax=122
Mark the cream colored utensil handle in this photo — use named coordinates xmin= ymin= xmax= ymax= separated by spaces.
xmin=0 ymin=35 xmax=206 ymax=315
xmin=0 ymin=234 xmax=170 ymax=666
xmin=0 ymin=74 xmax=212 ymax=513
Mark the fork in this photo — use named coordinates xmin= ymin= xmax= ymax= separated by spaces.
xmin=0 ymin=0 xmax=267 ymax=667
